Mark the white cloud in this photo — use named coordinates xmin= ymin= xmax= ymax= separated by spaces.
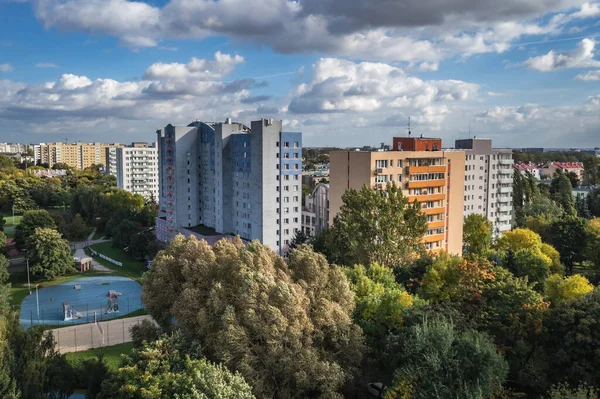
xmin=0 ymin=64 xmax=13 ymax=72
xmin=287 ymin=58 xmax=478 ymax=132
xmin=35 ymin=62 xmax=59 ymax=68
xmin=0 ymin=53 xmax=256 ymax=125
xmin=570 ymin=2 xmax=600 ymax=19
xmin=524 ymin=38 xmax=600 ymax=71
xmin=575 ymin=70 xmax=600 ymax=80
xmin=29 ymin=0 xmax=591 ymax=62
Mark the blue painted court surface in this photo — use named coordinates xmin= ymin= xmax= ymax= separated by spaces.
xmin=20 ymin=276 xmax=143 ymax=329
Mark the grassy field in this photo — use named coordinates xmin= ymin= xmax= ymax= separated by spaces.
xmin=1 ymin=211 xmax=22 ymax=239
xmin=65 ymin=342 xmax=134 ymax=371
xmin=88 ymin=241 xmax=146 ymax=281
xmin=91 ymin=229 xmax=104 ymax=240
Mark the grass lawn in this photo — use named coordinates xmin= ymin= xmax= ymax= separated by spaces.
xmin=89 ymin=241 xmax=146 ymax=281
xmin=91 ymin=229 xmax=105 ymax=240
xmin=66 ymin=342 xmax=134 ymax=371
xmin=1 ymin=211 xmax=22 ymax=239
xmin=8 ymin=270 xmax=107 ymax=309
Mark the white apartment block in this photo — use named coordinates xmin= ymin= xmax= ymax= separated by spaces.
xmin=302 ymin=183 xmax=329 ymax=237
xmin=0 ymin=143 xmax=29 ymax=154
xmin=156 ymin=118 xmax=302 ymax=255
xmin=455 ymin=138 xmax=513 ymax=236
xmin=107 ymin=143 xmax=158 ymax=199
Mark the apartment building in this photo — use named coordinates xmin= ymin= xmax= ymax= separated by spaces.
xmin=329 ymin=137 xmax=465 ymax=255
xmin=302 ymin=183 xmax=329 ymax=237
xmin=0 ymin=143 xmax=29 ymax=154
xmin=540 ymin=161 xmax=584 ymax=181
xmin=455 ymin=138 xmax=513 ymax=235
xmin=34 ymin=142 xmax=122 ymax=169
xmin=106 ymin=143 xmax=158 ymax=199
xmin=156 ymin=118 xmax=302 ymax=255
xmin=514 ymin=162 xmax=542 ymax=180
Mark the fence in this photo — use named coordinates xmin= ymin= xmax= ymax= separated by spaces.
xmin=22 ymin=296 xmax=144 ymax=329
xmin=50 ymin=315 xmax=154 ymax=353
xmin=88 ymin=247 xmax=123 ymax=267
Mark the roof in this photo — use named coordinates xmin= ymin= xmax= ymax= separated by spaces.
xmin=513 ymin=162 xmax=541 ymax=171
xmin=544 ymin=162 xmax=583 ymax=169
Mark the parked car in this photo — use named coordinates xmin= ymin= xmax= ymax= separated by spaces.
xmin=367 ymin=382 xmax=387 ymax=398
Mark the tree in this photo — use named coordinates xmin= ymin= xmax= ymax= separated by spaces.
xmin=566 ymin=171 xmax=579 ymax=188
xmin=583 ymin=156 xmax=600 ymax=186
xmin=550 ymin=216 xmax=587 ymax=274
xmin=540 ymin=289 xmax=600 ymax=390
xmin=462 ymin=214 xmax=493 ymax=258
xmin=28 ymin=228 xmax=75 ymax=281
xmin=385 ymin=318 xmax=508 ymax=399
xmin=99 ymin=335 xmax=254 ymax=399
xmin=112 ymin=220 xmax=140 ymax=249
xmin=547 ymin=383 xmax=599 ymax=399
xmin=0 ymin=155 xmax=15 ymax=169
xmin=345 ymin=263 xmax=415 ymax=350
xmin=288 ymin=229 xmax=309 ymax=251
xmin=587 ymin=188 xmax=600 ymax=218
xmin=549 ymin=172 xmax=576 ymax=215
xmin=0 ymin=232 xmax=6 ymax=254
xmin=544 ymin=274 xmax=593 ymax=305
xmin=0 ymin=214 xmax=5 ymax=231
xmin=327 ymin=182 xmax=427 ymax=268
xmin=128 ymin=230 xmax=156 ymax=259
xmin=66 ymin=214 xmax=90 ymax=241
xmin=15 ymin=210 xmax=56 ymax=249
xmin=497 ymin=228 xmax=544 ymax=252
xmin=143 ymin=236 xmax=365 ymax=398
xmin=585 ymin=218 xmax=600 ymax=269
xmin=502 ymin=249 xmax=552 ymax=289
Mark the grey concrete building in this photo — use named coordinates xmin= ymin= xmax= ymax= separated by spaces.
xmin=455 ymin=138 xmax=513 ymax=236
xmin=156 ymin=119 xmax=302 ymax=255
xmin=302 ymin=183 xmax=329 ymax=237
xmin=107 ymin=143 xmax=158 ymax=199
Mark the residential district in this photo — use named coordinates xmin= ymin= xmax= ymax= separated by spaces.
xmin=2 ymin=118 xmax=600 ymax=398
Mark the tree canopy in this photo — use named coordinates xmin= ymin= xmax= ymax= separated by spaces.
xmin=143 ymin=236 xmax=365 ymax=398
xmin=462 ymin=213 xmax=493 ymax=258
xmin=15 ymin=210 xmax=56 ymax=249
xmin=326 ymin=182 xmax=427 ymax=268
xmin=28 ymin=228 xmax=75 ymax=280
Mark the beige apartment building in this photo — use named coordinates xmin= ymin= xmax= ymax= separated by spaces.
xmin=34 ymin=142 xmax=123 ymax=169
xmin=329 ymin=137 xmax=465 ymax=255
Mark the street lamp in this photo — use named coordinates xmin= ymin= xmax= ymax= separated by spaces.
xmin=35 ymin=284 xmax=40 ymax=323
xmin=25 ymin=249 xmax=31 ymax=295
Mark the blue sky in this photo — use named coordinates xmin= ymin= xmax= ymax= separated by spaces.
xmin=1 ymin=0 xmax=600 ymax=147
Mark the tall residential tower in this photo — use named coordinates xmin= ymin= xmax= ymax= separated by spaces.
xmin=455 ymin=138 xmax=513 ymax=235
xmin=156 ymin=119 xmax=302 ymax=255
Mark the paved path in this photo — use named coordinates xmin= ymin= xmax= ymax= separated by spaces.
xmin=74 ymin=247 xmax=113 ymax=272
xmin=50 ymin=315 xmax=154 ymax=354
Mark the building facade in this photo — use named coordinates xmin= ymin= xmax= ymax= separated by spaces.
xmin=34 ymin=142 xmax=122 ymax=169
xmin=455 ymin=138 xmax=513 ymax=236
xmin=0 ymin=143 xmax=29 ymax=154
xmin=107 ymin=143 xmax=158 ymax=199
xmin=302 ymin=183 xmax=329 ymax=237
xmin=540 ymin=162 xmax=584 ymax=181
xmin=156 ymin=118 xmax=302 ymax=255
xmin=514 ymin=162 xmax=542 ymax=180
xmin=329 ymin=137 xmax=465 ymax=255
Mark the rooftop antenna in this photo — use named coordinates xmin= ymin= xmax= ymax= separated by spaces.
xmin=407 ymin=117 xmax=412 ymax=137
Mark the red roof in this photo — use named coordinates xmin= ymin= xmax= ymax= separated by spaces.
xmin=547 ymin=162 xmax=583 ymax=169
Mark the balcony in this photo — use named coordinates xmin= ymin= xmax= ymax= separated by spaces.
xmin=167 ymin=209 xmax=173 ymax=214
xmin=496 ymin=214 xmax=511 ymax=222
xmin=425 ymin=233 xmax=445 ymax=243
xmin=499 ymin=159 xmax=513 ymax=165
xmin=408 ymin=165 xmax=446 ymax=174
xmin=498 ymin=186 xmax=512 ymax=194
xmin=166 ymin=138 xmax=172 ymax=143
xmin=498 ymin=176 xmax=513 ymax=184
xmin=427 ymin=220 xmax=445 ymax=229
xmin=376 ymin=167 xmax=385 ymax=174
xmin=375 ymin=182 xmax=386 ymax=190
xmin=498 ymin=205 xmax=512 ymax=212
xmin=408 ymin=179 xmax=446 ymax=189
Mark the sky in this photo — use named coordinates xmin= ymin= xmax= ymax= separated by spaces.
xmin=0 ymin=0 xmax=600 ymax=148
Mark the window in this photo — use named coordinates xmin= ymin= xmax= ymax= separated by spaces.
xmin=293 ymin=207 xmax=299 ymax=212
xmin=284 ymin=229 xmax=289 ymax=235
xmin=293 ymin=196 xmax=299 ymax=202
xmin=293 ymin=217 xmax=298 ymax=223
xmin=293 ymin=141 xmax=299 ymax=148
xmin=284 ymin=218 xmax=289 ymax=224
xmin=375 ymin=160 xmax=388 ymax=168
xmin=294 ymin=185 xmax=299 ymax=191
xmin=390 ymin=160 xmax=394 ymax=167
xmin=284 ymin=197 xmax=289 ymax=203
xmin=284 ymin=142 xmax=290 ymax=148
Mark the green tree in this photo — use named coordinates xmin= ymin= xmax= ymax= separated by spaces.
xmin=100 ymin=335 xmax=254 ymax=399
xmin=0 ymin=232 xmax=6 ymax=254
xmin=143 ymin=236 xmax=365 ymax=398
xmin=128 ymin=230 xmax=156 ymax=259
xmin=385 ymin=318 xmax=508 ymax=399
xmin=0 ymin=214 xmax=5 ymax=231
xmin=550 ymin=172 xmax=576 ymax=215
xmin=15 ymin=210 xmax=56 ymax=249
xmin=0 ymin=155 xmax=15 ymax=169
xmin=587 ymin=188 xmax=600 ymax=217
xmin=544 ymin=274 xmax=593 ymax=305
xmin=28 ymin=228 xmax=75 ymax=281
xmin=550 ymin=216 xmax=587 ymax=274
xmin=327 ymin=182 xmax=427 ymax=268
xmin=547 ymin=383 xmax=599 ymax=399
xmin=462 ymin=214 xmax=493 ymax=258
xmin=502 ymin=249 xmax=552 ymax=290
xmin=345 ymin=263 xmax=415 ymax=350
xmin=540 ymin=289 xmax=600 ymax=390
xmin=583 ymin=157 xmax=600 ymax=186
xmin=288 ymin=229 xmax=309 ymax=251
xmin=566 ymin=171 xmax=580 ymax=188
xmin=112 ymin=219 xmax=140 ymax=249
xmin=66 ymin=214 xmax=90 ymax=241
xmin=585 ymin=218 xmax=600 ymax=269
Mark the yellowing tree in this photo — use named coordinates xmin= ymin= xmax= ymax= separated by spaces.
xmin=496 ymin=228 xmax=543 ymax=252
xmin=545 ymin=274 xmax=593 ymax=305
xmin=143 ymin=236 xmax=365 ymax=398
